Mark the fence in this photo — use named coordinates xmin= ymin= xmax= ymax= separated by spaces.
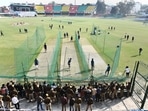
xmin=89 ymin=25 xmax=125 ymax=82
xmin=74 ymin=31 xmax=90 ymax=79
xmin=14 ymin=26 xmax=46 ymax=78
xmin=131 ymin=61 xmax=148 ymax=110
xmin=47 ymin=31 xmax=62 ymax=83
xmin=90 ymin=25 xmax=121 ymax=61
xmin=0 ymin=26 xmax=46 ymax=81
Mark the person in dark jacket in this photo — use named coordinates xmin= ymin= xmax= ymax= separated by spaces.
xmin=60 ymin=94 xmax=68 ymax=111
xmin=44 ymin=43 xmax=47 ymax=53
xmin=69 ymin=97 xmax=75 ymax=111
xmin=68 ymin=58 xmax=72 ymax=68
xmin=105 ymin=64 xmax=111 ymax=76
xmin=36 ymin=93 xmax=44 ymax=111
xmin=34 ymin=58 xmax=39 ymax=69
xmin=139 ymin=48 xmax=143 ymax=56
xmin=91 ymin=58 xmax=94 ymax=71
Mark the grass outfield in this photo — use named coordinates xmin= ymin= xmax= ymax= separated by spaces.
xmin=0 ymin=16 xmax=147 ymax=78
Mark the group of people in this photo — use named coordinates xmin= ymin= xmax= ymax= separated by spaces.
xmin=108 ymin=26 xmax=116 ymax=30
xmin=91 ymin=58 xmax=131 ymax=77
xmin=124 ymin=33 xmax=135 ymax=42
xmin=0 ymin=80 xmax=131 ymax=111
xmin=19 ymin=28 xmax=28 ymax=33
xmin=91 ymin=58 xmax=110 ymax=75
xmin=124 ymin=33 xmax=143 ymax=55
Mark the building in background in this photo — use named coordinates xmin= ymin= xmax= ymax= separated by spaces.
xmin=9 ymin=3 xmax=37 ymax=17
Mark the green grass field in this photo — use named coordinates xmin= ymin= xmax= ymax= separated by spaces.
xmin=0 ymin=16 xmax=147 ymax=79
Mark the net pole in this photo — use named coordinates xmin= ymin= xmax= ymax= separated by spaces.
xmin=63 ymin=47 xmax=67 ymax=70
xmin=22 ymin=62 xmax=27 ymax=83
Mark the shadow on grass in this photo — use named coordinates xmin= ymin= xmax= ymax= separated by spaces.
xmin=126 ymin=41 xmax=133 ymax=43
xmin=30 ymin=52 xmax=40 ymax=55
xmin=131 ymin=54 xmax=139 ymax=57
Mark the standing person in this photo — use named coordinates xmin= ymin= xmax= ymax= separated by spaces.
xmin=2 ymin=93 xmax=11 ymax=109
xmin=24 ymin=28 xmax=28 ymax=33
xmin=126 ymin=35 xmax=129 ymax=40
xmin=132 ymin=36 xmax=134 ymax=42
xmin=34 ymin=58 xmax=39 ymax=69
xmin=74 ymin=94 xmax=82 ymax=111
xmin=19 ymin=29 xmax=21 ymax=33
xmin=124 ymin=66 xmax=130 ymax=77
xmin=36 ymin=93 xmax=44 ymax=111
xmin=86 ymin=28 xmax=88 ymax=32
xmin=139 ymin=48 xmax=143 ymax=56
xmin=91 ymin=58 xmax=94 ymax=71
xmin=68 ymin=58 xmax=72 ymax=68
xmin=70 ymin=36 xmax=73 ymax=41
xmin=69 ymin=97 xmax=75 ymax=111
xmin=44 ymin=43 xmax=47 ymax=53
xmin=64 ymin=33 xmax=66 ymax=38
xmin=79 ymin=28 xmax=81 ymax=32
xmin=62 ymin=25 xmax=64 ymax=29
xmin=44 ymin=94 xmax=52 ymax=111
xmin=105 ymin=64 xmax=111 ymax=76
xmin=0 ymin=30 xmax=4 ymax=36
xmin=60 ymin=94 xmax=68 ymax=111
xmin=124 ymin=33 xmax=127 ymax=39
xmin=66 ymin=32 xmax=69 ymax=37
xmin=78 ymin=34 xmax=80 ymax=40
xmin=86 ymin=97 xmax=93 ymax=111
xmin=0 ymin=95 xmax=4 ymax=109
xmin=11 ymin=94 xmax=20 ymax=109
xmin=91 ymin=87 xmax=97 ymax=101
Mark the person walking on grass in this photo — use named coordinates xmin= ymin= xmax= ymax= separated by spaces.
xmin=139 ymin=48 xmax=143 ymax=56
xmin=0 ymin=30 xmax=4 ymax=36
xmin=124 ymin=66 xmax=130 ymax=77
xmin=132 ymin=36 xmax=134 ymax=42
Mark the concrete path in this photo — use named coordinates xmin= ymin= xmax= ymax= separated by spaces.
xmin=80 ymin=37 xmax=107 ymax=76
xmin=60 ymin=37 xmax=81 ymax=80
xmin=27 ymin=43 xmax=55 ymax=80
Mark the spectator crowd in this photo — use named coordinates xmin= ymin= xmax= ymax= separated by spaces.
xmin=0 ymin=80 xmax=131 ymax=111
